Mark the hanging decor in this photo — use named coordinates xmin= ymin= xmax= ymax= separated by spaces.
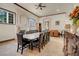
xmin=69 ymin=6 xmax=79 ymax=34
xmin=69 ymin=6 xmax=79 ymax=25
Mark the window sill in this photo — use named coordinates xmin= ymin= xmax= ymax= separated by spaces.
xmin=0 ymin=23 xmax=15 ymax=25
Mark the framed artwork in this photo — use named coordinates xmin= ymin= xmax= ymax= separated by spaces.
xmin=28 ymin=18 xmax=36 ymax=30
xmin=55 ymin=21 xmax=60 ymax=25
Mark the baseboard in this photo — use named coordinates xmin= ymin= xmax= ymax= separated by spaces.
xmin=0 ymin=38 xmax=15 ymax=43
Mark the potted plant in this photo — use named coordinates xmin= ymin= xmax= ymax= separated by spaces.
xmin=69 ymin=6 xmax=79 ymax=34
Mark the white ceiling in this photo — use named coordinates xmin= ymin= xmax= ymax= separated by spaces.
xmin=18 ymin=3 xmax=78 ymax=17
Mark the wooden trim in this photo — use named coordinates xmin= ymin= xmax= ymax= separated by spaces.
xmin=0 ymin=7 xmax=16 ymax=14
xmin=0 ymin=38 xmax=15 ymax=43
xmin=14 ymin=3 xmax=39 ymax=17
xmin=40 ymin=12 xmax=66 ymax=17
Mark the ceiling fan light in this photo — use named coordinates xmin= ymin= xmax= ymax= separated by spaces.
xmin=35 ymin=3 xmax=46 ymax=10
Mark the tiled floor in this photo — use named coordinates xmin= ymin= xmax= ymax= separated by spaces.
xmin=0 ymin=37 xmax=64 ymax=56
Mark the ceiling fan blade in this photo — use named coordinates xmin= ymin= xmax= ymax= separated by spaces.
xmin=39 ymin=3 xmax=42 ymax=6
xmin=42 ymin=6 xmax=46 ymax=7
xmin=35 ymin=3 xmax=46 ymax=10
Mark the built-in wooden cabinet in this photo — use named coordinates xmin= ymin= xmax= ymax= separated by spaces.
xmin=64 ymin=31 xmax=79 ymax=56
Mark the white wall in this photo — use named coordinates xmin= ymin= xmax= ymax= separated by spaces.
xmin=15 ymin=4 xmax=39 ymax=31
xmin=0 ymin=3 xmax=38 ymax=41
xmin=39 ymin=17 xmax=50 ymax=31
xmin=39 ymin=13 xmax=72 ymax=32
xmin=19 ymin=14 xmax=38 ymax=31
xmin=49 ymin=14 xmax=71 ymax=32
xmin=0 ymin=24 xmax=16 ymax=41
xmin=0 ymin=3 xmax=18 ymax=41
xmin=39 ymin=4 xmax=79 ymax=32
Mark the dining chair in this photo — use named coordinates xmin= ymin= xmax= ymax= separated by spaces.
xmin=16 ymin=33 xmax=30 ymax=54
xmin=42 ymin=31 xmax=49 ymax=47
xmin=19 ymin=30 xmax=25 ymax=34
xmin=40 ymin=32 xmax=45 ymax=49
xmin=47 ymin=32 xmax=50 ymax=42
xmin=31 ymin=32 xmax=44 ymax=52
xmin=44 ymin=32 xmax=48 ymax=45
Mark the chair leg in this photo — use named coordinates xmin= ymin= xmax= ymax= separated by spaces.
xmin=21 ymin=46 xmax=23 ymax=54
xmin=39 ymin=48 xmax=40 ymax=52
xmin=43 ymin=40 xmax=45 ymax=46
xmin=41 ymin=43 xmax=43 ymax=49
xmin=31 ymin=41 xmax=33 ymax=50
xmin=41 ymin=46 xmax=43 ymax=49
xmin=38 ymin=45 xmax=41 ymax=52
xmin=17 ymin=44 xmax=19 ymax=52
xmin=28 ymin=44 xmax=31 ymax=49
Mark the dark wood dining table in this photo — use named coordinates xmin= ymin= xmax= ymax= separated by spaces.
xmin=23 ymin=32 xmax=41 ymax=50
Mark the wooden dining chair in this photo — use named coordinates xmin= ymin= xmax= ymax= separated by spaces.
xmin=42 ymin=31 xmax=49 ymax=47
xmin=43 ymin=32 xmax=48 ymax=45
xmin=47 ymin=32 xmax=50 ymax=42
xmin=17 ymin=33 xmax=30 ymax=54
xmin=19 ymin=30 xmax=25 ymax=34
xmin=31 ymin=32 xmax=44 ymax=52
xmin=38 ymin=32 xmax=44 ymax=52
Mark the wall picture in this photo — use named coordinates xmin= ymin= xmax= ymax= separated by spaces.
xmin=55 ymin=21 xmax=60 ymax=25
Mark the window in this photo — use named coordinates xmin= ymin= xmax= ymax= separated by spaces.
xmin=0 ymin=10 xmax=7 ymax=23
xmin=0 ymin=8 xmax=16 ymax=24
xmin=28 ymin=18 xmax=36 ymax=30
xmin=45 ymin=21 xmax=49 ymax=30
xmin=8 ymin=13 xmax=14 ymax=24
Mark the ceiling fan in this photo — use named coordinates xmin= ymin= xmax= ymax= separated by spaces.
xmin=35 ymin=3 xmax=46 ymax=10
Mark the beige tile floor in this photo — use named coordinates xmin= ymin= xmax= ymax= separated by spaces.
xmin=0 ymin=37 xmax=64 ymax=56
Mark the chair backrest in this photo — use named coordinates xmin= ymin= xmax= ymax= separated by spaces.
xmin=19 ymin=30 xmax=25 ymax=34
xmin=39 ymin=32 xmax=44 ymax=44
xmin=26 ymin=30 xmax=38 ymax=34
xmin=47 ymin=32 xmax=50 ymax=40
xmin=17 ymin=33 xmax=23 ymax=45
xmin=44 ymin=32 xmax=48 ymax=40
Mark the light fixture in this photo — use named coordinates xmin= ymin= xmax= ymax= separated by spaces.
xmin=35 ymin=3 xmax=46 ymax=10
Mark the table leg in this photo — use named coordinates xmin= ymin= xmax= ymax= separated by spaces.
xmin=30 ymin=41 xmax=33 ymax=50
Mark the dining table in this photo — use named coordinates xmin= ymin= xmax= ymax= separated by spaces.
xmin=23 ymin=32 xmax=40 ymax=40
xmin=23 ymin=32 xmax=41 ymax=50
